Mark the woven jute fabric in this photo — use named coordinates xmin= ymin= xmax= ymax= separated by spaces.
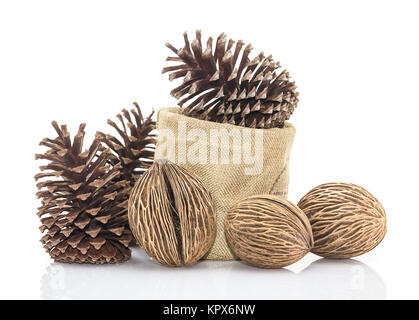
xmin=155 ymin=107 xmax=296 ymax=260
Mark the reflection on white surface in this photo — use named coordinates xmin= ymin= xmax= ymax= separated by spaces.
xmin=41 ymin=248 xmax=386 ymax=299
xmin=297 ymin=259 xmax=386 ymax=299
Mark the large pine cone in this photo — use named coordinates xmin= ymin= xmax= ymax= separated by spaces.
xmin=162 ymin=30 xmax=299 ymax=128
xmin=35 ymin=122 xmax=132 ymax=264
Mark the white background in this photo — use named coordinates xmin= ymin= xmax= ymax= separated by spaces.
xmin=1 ymin=0 xmax=418 ymax=299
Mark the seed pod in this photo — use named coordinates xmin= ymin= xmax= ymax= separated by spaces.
xmin=128 ymin=159 xmax=216 ymax=267
xmin=297 ymin=182 xmax=387 ymax=259
xmin=225 ymin=195 xmax=313 ymax=268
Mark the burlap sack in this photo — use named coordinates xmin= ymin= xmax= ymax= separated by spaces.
xmin=155 ymin=107 xmax=296 ymax=260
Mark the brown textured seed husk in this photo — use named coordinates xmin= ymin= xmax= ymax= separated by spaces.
xmin=225 ymin=195 xmax=313 ymax=268
xmin=297 ymin=182 xmax=387 ymax=259
xmin=128 ymin=159 xmax=216 ymax=267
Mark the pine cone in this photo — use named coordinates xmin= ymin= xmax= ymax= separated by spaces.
xmin=162 ymin=31 xmax=299 ymax=128
xmin=96 ymin=102 xmax=156 ymax=187
xmin=35 ymin=121 xmax=132 ymax=264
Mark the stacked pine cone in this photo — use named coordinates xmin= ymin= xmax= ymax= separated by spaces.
xmin=35 ymin=103 xmax=155 ymax=264
xmin=163 ymin=30 xmax=299 ymax=128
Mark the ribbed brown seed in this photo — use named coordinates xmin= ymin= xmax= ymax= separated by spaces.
xmin=35 ymin=122 xmax=132 ymax=264
xmin=162 ymin=30 xmax=299 ymax=129
xmin=297 ymin=182 xmax=387 ymax=259
xmin=225 ymin=195 xmax=313 ymax=268
xmin=128 ymin=160 xmax=216 ymax=267
xmin=96 ymin=102 xmax=156 ymax=187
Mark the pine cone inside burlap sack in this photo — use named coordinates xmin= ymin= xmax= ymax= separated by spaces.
xmin=163 ymin=30 xmax=299 ymax=128
xmin=35 ymin=121 xmax=132 ymax=264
